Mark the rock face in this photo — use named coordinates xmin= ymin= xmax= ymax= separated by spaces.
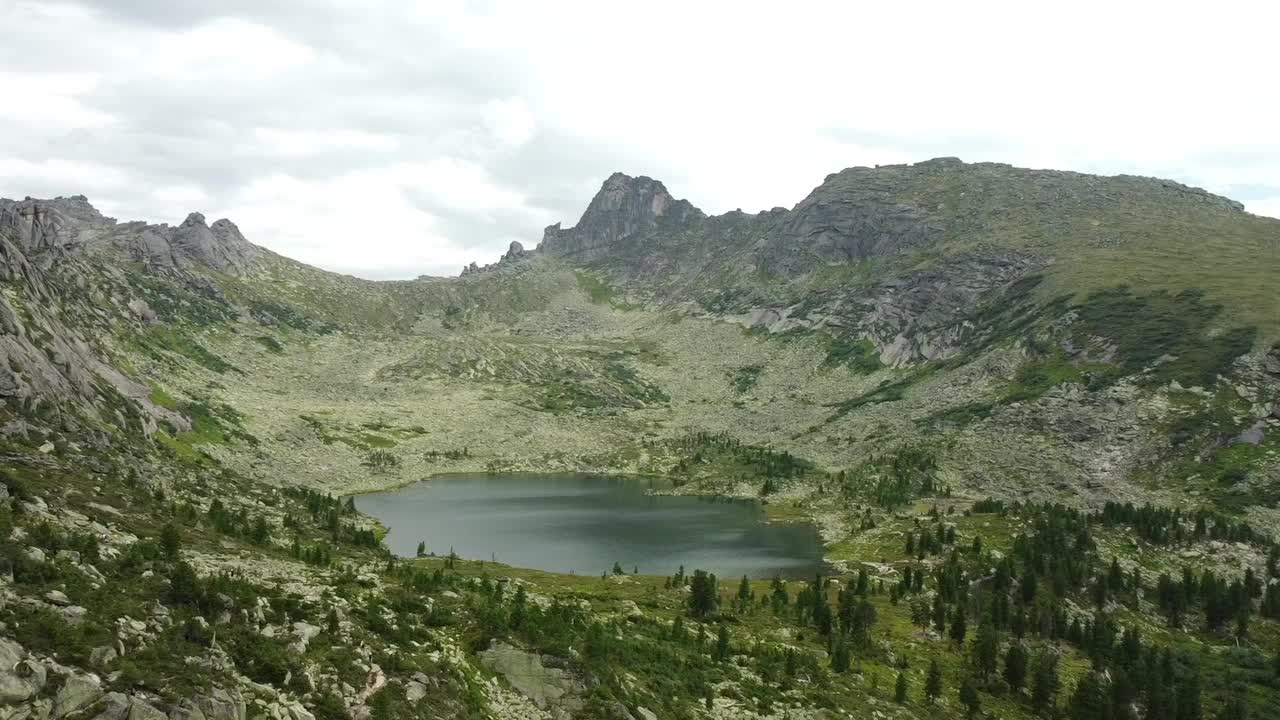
xmin=477 ymin=641 xmax=583 ymax=713
xmin=539 ymin=173 xmax=704 ymax=263
xmin=0 ymin=196 xmax=258 ymax=276
xmin=172 ymin=213 xmax=258 ymax=275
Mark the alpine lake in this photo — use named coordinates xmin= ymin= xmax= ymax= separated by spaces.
xmin=356 ymin=473 xmax=827 ymax=579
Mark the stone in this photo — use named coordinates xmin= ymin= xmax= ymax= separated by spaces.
xmin=89 ymin=646 xmax=119 ymax=669
xmin=191 ymin=688 xmax=245 ymax=720
xmin=44 ymin=590 xmax=71 ymax=606
xmin=0 ymin=639 xmax=46 ymax=704
xmin=603 ymin=703 xmax=635 ymax=720
xmin=168 ymin=703 xmax=207 ymax=720
xmin=1230 ymin=420 xmax=1266 ymax=446
xmin=55 ymin=550 xmax=80 ymax=564
xmin=477 ymin=642 xmax=583 ymax=710
xmin=634 ymin=708 xmax=658 ymax=720
xmin=88 ymin=692 xmax=131 ymax=720
xmin=127 ymin=697 xmax=167 ymax=720
xmin=404 ymin=682 xmax=428 ymax=705
xmin=62 ymin=606 xmax=89 ymax=624
xmin=618 ymin=600 xmax=642 ymax=621
xmin=291 ymin=622 xmax=321 ymax=646
xmin=22 ymin=548 xmax=44 ymax=564
xmin=53 ymin=675 xmax=103 ymax=719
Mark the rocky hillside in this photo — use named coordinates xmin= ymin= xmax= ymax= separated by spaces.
xmin=1 ymin=159 xmax=1280 ymax=720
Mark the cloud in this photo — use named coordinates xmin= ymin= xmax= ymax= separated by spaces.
xmin=1 ymin=0 xmax=1277 ymax=279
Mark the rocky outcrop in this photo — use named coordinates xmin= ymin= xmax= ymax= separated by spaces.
xmin=0 ymin=196 xmax=258 ymax=276
xmin=0 ymin=196 xmax=107 ymax=254
xmin=539 ymin=173 xmax=704 ymax=263
xmin=477 ymin=641 xmax=584 ymax=715
xmin=172 ymin=214 xmax=258 ymax=275
xmin=502 ymin=241 xmax=528 ymax=262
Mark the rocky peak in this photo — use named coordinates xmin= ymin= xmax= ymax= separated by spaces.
xmin=0 ymin=195 xmax=111 ymax=254
xmin=539 ymin=172 xmax=704 ymax=263
xmin=172 ymin=211 xmax=257 ymax=275
xmin=502 ymin=240 xmax=527 ymax=261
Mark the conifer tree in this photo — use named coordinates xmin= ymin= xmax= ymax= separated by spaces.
xmin=925 ymin=660 xmax=943 ymax=704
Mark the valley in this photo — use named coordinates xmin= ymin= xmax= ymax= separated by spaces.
xmin=1 ymin=159 xmax=1279 ymax=720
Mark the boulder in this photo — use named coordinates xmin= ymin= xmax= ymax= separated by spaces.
xmin=167 ymin=703 xmax=206 ymax=720
xmin=62 ymin=606 xmax=88 ymax=625
xmin=53 ymin=675 xmax=103 ymax=718
xmin=404 ymin=681 xmax=428 ymax=705
xmin=44 ymin=590 xmax=71 ymax=606
xmin=191 ymin=688 xmax=244 ymax=720
xmin=477 ymin=642 xmax=583 ymax=710
xmin=290 ymin=622 xmax=321 ymax=650
xmin=89 ymin=646 xmax=118 ymax=669
xmin=634 ymin=708 xmax=658 ymax=720
xmin=127 ymin=697 xmax=167 ymax=720
xmin=88 ymin=693 xmax=131 ymax=720
xmin=0 ymin=639 xmax=46 ymax=704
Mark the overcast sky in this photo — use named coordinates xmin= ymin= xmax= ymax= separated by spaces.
xmin=2 ymin=1 xmax=1277 ymax=279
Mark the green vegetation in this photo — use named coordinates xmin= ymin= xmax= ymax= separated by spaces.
xmin=134 ymin=326 xmax=238 ymax=374
xmin=823 ymin=335 xmax=884 ymax=373
xmin=1073 ymin=287 xmax=1256 ymax=387
xmin=728 ymin=364 xmax=763 ymax=393
xmin=253 ymin=335 xmax=284 ymax=353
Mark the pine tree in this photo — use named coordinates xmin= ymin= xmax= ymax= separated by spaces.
xmin=688 ymin=569 xmax=719 ymax=618
xmin=160 ymin=523 xmax=181 ymax=560
xmin=959 ymin=676 xmax=981 ymax=717
xmin=415 ymin=540 xmax=426 ymax=558
xmin=1175 ymin=665 xmax=1202 ymax=720
xmin=895 ymin=671 xmax=909 ymax=703
xmin=737 ymin=575 xmax=751 ymax=611
xmin=1031 ymin=651 xmax=1060 ymax=714
xmin=715 ymin=623 xmax=730 ymax=661
xmin=1215 ymin=693 xmax=1248 ymax=720
xmin=974 ymin=621 xmax=999 ymax=677
xmin=933 ymin=595 xmax=947 ymax=634
xmin=925 ymin=660 xmax=943 ymax=704
xmin=1067 ymin=672 xmax=1107 ymax=720
xmin=831 ymin=639 xmax=851 ymax=673
xmin=1004 ymin=642 xmax=1028 ymax=692
xmin=950 ymin=605 xmax=968 ymax=646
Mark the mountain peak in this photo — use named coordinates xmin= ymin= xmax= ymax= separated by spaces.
xmin=539 ymin=172 xmax=704 ymax=262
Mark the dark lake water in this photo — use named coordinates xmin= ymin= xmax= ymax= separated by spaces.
xmin=355 ymin=473 xmax=827 ymax=579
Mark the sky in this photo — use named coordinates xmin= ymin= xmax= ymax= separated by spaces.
xmin=1 ymin=1 xmax=1277 ymax=279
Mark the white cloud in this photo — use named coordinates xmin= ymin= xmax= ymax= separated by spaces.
xmin=251 ymin=128 xmax=401 ymax=156
xmin=0 ymin=0 xmax=1276 ymax=279
xmin=483 ymin=98 xmax=537 ymax=148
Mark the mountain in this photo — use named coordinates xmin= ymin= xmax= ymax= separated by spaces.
xmin=1 ymin=159 xmax=1278 ymax=720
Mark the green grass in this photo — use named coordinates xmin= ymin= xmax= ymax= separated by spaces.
xmin=135 ymin=326 xmax=238 ymax=374
xmin=728 ymin=364 xmax=764 ymax=393
xmin=253 ymin=335 xmax=285 ymax=353
xmin=1073 ymin=287 xmax=1256 ymax=387
xmin=823 ymin=336 xmax=884 ymax=373
xmin=148 ymin=382 xmax=179 ymax=410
